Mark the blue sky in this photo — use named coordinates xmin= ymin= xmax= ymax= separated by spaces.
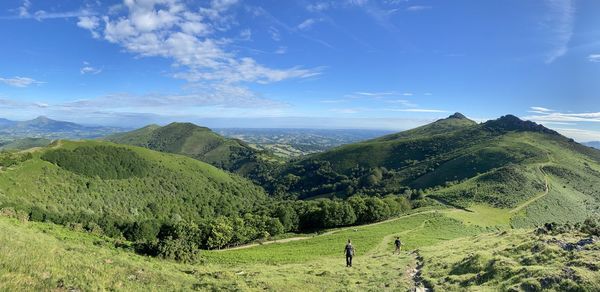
xmin=1 ymin=0 xmax=600 ymax=141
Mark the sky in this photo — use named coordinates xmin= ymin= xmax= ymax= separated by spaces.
xmin=0 ymin=0 xmax=600 ymax=141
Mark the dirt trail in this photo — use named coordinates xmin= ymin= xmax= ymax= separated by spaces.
xmin=510 ymin=164 xmax=550 ymax=214
xmin=408 ymin=250 xmax=431 ymax=292
xmin=218 ymin=210 xmax=438 ymax=252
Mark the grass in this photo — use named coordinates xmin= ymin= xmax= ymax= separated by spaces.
xmin=0 ymin=217 xmax=199 ymax=291
xmin=0 ymin=210 xmax=484 ymax=291
xmin=104 ymin=122 xmax=282 ymax=177
xmin=1 ymin=205 xmax=597 ymax=291
xmin=443 ymin=205 xmax=511 ymax=228
xmin=0 ymin=140 xmax=266 ymax=222
xmin=420 ymin=229 xmax=600 ymax=291
xmin=203 ymin=212 xmax=484 ymax=265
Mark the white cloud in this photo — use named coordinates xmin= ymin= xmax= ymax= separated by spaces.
xmin=588 ymin=54 xmax=600 ymax=63
xmin=390 ymin=108 xmax=448 ymax=113
xmin=385 ymin=99 xmax=417 ymax=107
xmin=18 ymin=0 xmax=31 ymax=17
xmin=544 ymin=0 xmax=575 ymax=64
xmin=402 ymin=92 xmax=413 ymax=96
xmin=77 ymin=16 xmax=99 ymax=30
xmin=274 ymin=46 xmax=287 ymax=54
xmin=524 ymin=111 xmax=600 ymax=123
xmin=59 ymin=89 xmax=283 ymax=110
xmin=239 ymin=29 xmax=252 ymax=40
xmin=307 ymin=2 xmax=331 ymax=12
xmin=330 ymin=108 xmax=361 ymax=114
xmin=354 ymin=91 xmax=396 ymax=96
xmin=530 ymin=106 xmax=554 ymax=112
xmin=34 ymin=102 xmax=49 ymax=108
xmin=77 ymin=16 xmax=101 ymax=38
xmin=406 ymin=6 xmax=432 ymax=12
xmin=74 ymin=0 xmax=321 ymax=107
xmin=268 ymin=26 xmax=281 ymax=41
xmin=553 ymin=128 xmax=600 ymax=142
xmin=320 ymin=99 xmax=347 ymax=103
xmin=78 ymin=0 xmax=319 ymax=85
xmin=0 ymin=76 xmax=44 ymax=87
xmin=80 ymin=62 xmax=102 ymax=75
xmin=297 ymin=18 xmax=320 ymax=30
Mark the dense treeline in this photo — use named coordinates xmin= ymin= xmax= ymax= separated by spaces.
xmin=41 ymin=146 xmax=149 ymax=179
xmin=0 ymin=194 xmax=411 ymax=262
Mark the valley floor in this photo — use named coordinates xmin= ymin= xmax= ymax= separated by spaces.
xmin=1 ymin=207 xmax=598 ymax=291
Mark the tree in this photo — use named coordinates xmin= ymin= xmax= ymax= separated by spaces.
xmin=273 ymin=204 xmax=299 ymax=232
xmin=363 ymin=197 xmax=391 ymax=222
xmin=125 ymin=220 xmax=161 ymax=242
xmin=206 ymin=216 xmax=234 ymax=249
xmin=266 ymin=218 xmax=285 ymax=237
xmin=348 ymin=196 xmax=368 ymax=224
xmin=154 ymin=220 xmax=203 ymax=262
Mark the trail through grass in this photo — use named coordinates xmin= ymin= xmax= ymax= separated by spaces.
xmin=0 ymin=210 xmax=487 ymax=291
xmin=510 ymin=161 xmax=550 ymax=214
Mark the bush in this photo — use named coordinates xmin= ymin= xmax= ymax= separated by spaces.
xmin=153 ymin=221 xmax=203 ymax=262
xmin=581 ymin=217 xmax=599 ymax=236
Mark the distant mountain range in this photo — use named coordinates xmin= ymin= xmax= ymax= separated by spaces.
xmin=584 ymin=141 xmax=600 ymax=149
xmin=216 ymin=128 xmax=394 ymax=157
xmin=0 ymin=116 xmax=126 ymax=139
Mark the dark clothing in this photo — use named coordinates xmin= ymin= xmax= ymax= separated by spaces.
xmin=344 ymin=243 xmax=354 ymax=267
xmin=345 ymin=244 xmax=354 ymax=256
xmin=394 ymin=239 xmax=402 ymax=254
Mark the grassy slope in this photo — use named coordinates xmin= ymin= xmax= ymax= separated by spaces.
xmin=104 ymin=123 xmax=280 ymax=176
xmin=421 ymin=230 xmax=600 ymax=291
xmin=0 ymin=140 xmax=266 ymax=222
xmin=3 ymin=207 xmax=596 ymax=291
xmin=0 ymin=217 xmax=199 ymax=291
xmin=436 ymin=131 xmax=600 ymax=227
xmin=0 ymin=210 xmax=484 ymax=291
xmin=101 ymin=124 xmax=160 ymax=146
xmin=281 ymin=115 xmax=600 ymax=227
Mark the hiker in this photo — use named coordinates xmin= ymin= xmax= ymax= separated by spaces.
xmin=394 ymin=236 xmax=402 ymax=254
xmin=344 ymin=239 xmax=355 ymax=267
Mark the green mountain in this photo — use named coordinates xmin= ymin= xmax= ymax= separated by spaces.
xmin=104 ymin=123 xmax=278 ymax=179
xmin=273 ymin=113 xmax=600 ymax=224
xmin=0 ymin=116 xmax=123 ymax=139
xmin=0 ymin=140 xmax=266 ymax=224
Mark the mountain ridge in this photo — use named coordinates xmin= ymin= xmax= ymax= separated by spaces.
xmin=104 ymin=122 xmax=280 ymax=179
xmin=268 ymin=113 xmax=600 ymax=226
xmin=0 ymin=116 xmax=125 ymax=139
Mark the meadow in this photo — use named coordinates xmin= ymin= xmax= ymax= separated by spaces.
xmin=1 ymin=209 xmax=484 ymax=291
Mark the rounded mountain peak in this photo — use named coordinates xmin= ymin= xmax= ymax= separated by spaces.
xmin=448 ymin=112 xmax=467 ymax=119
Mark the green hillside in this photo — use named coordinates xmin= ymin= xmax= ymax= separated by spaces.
xmin=0 ymin=140 xmax=266 ymax=225
xmin=0 ymin=137 xmax=52 ymax=150
xmin=272 ymin=114 xmax=600 ymax=226
xmin=2 ymin=209 xmax=597 ymax=291
xmin=104 ymin=122 xmax=279 ymax=180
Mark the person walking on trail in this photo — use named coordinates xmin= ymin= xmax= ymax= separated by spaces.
xmin=344 ymin=239 xmax=355 ymax=267
xmin=394 ymin=237 xmax=402 ymax=254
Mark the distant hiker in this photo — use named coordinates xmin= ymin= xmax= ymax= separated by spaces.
xmin=394 ymin=237 xmax=402 ymax=254
xmin=344 ymin=239 xmax=355 ymax=267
